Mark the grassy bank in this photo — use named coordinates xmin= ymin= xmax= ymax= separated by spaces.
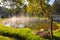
xmin=0 ymin=24 xmax=45 ymax=40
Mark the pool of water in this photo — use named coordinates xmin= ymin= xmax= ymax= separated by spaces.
xmin=2 ymin=17 xmax=59 ymax=30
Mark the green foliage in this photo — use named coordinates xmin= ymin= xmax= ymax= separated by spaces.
xmin=27 ymin=0 xmax=51 ymax=17
xmin=2 ymin=7 xmax=12 ymax=13
xmin=0 ymin=24 xmax=45 ymax=40
xmin=53 ymin=30 xmax=60 ymax=37
xmin=0 ymin=36 xmax=11 ymax=40
xmin=53 ymin=30 xmax=60 ymax=40
xmin=2 ymin=0 xmax=51 ymax=17
xmin=27 ymin=0 xmax=42 ymax=16
xmin=53 ymin=1 xmax=60 ymax=15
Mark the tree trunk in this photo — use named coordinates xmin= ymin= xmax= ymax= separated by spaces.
xmin=39 ymin=0 xmax=53 ymax=40
xmin=50 ymin=16 xmax=53 ymax=40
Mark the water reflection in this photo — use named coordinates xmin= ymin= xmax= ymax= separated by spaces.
xmin=2 ymin=17 xmax=58 ymax=30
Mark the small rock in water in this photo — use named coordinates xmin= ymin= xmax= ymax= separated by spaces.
xmin=18 ymin=24 xmax=24 ymax=28
xmin=5 ymin=23 xmax=11 ymax=26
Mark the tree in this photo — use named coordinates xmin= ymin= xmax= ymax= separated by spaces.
xmin=24 ymin=0 xmax=53 ymax=39
xmin=39 ymin=0 xmax=53 ymax=40
xmin=27 ymin=0 xmax=42 ymax=17
xmin=1 ymin=0 xmax=21 ymax=17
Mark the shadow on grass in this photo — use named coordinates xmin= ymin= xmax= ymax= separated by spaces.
xmin=53 ymin=36 xmax=60 ymax=40
xmin=43 ymin=36 xmax=60 ymax=40
xmin=0 ymin=33 xmax=26 ymax=40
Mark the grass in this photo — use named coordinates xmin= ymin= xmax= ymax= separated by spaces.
xmin=0 ymin=24 xmax=45 ymax=40
xmin=56 ymin=23 xmax=60 ymax=27
xmin=53 ymin=22 xmax=60 ymax=28
xmin=0 ymin=24 xmax=60 ymax=40
xmin=54 ymin=31 xmax=60 ymax=37
xmin=53 ymin=29 xmax=60 ymax=40
xmin=0 ymin=19 xmax=60 ymax=40
xmin=0 ymin=36 xmax=11 ymax=40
